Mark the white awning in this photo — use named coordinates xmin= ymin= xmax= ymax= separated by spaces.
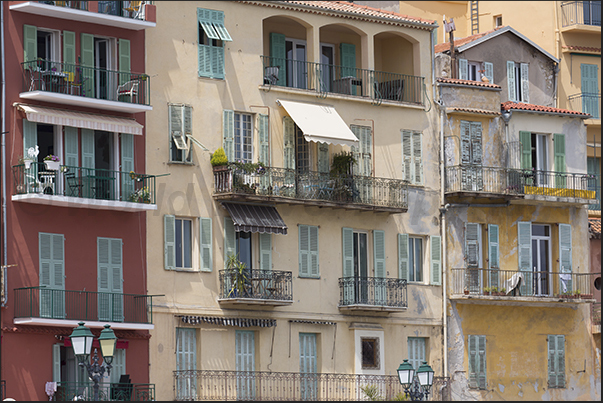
xmin=276 ymin=99 xmax=359 ymax=147
xmin=15 ymin=103 xmax=143 ymax=135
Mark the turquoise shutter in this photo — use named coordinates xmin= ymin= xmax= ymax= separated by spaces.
xmin=340 ymin=43 xmax=356 ymax=94
xmin=556 ymin=335 xmax=565 ymax=388
xmin=81 ymin=129 xmax=95 ymax=197
xmin=164 ymin=215 xmax=176 ymax=270
xmin=430 ymin=235 xmax=441 ymax=285
xmin=520 ymin=131 xmax=532 ymax=170
xmin=408 ymin=338 xmax=425 ymax=370
xmin=548 ymin=335 xmax=565 ymax=388
xmin=109 ymin=349 xmax=126 ymax=384
xmin=39 ymin=233 xmax=65 ymax=318
xmin=412 ymin=131 xmax=423 ymax=184
xmin=110 ymin=238 xmax=123 ymax=321
xmin=80 ymin=33 xmax=95 ymax=98
xmin=176 ymin=328 xmax=197 ymax=399
xmin=98 ymin=238 xmax=123 ymax=322
xmin=269 ymin=33 xmax=286 ymax=85
xmin=121 ymin=133 xmax=135 ymax=201
xmin=24 ymin=25 xmax=37 ymax=63
xmin=98 ymin=237 xmax=111 ymax=319
xmin=299 ymin=225 xmax=310 ymax=277
xmin=520 ymin=63 xmax=529 ymax=103
xmin=223 ymin=110 xmax=235 ymax=162
xmin=518 ymin=221 xmax=532 ymax=296
xmin=309 ymin=225 xmax=319 ymax=277
xmin=63 ymin=31 xmax=76 ymax=68
xmin=373 ymin=230 xmax=386 ymax=304
xmin=53 ymin=344 xmax=61 ymax=382
xmin=342 ymin=228 xmax=354 ymax=303
xmin=487 ymin=224 xmax=499 ymax=289
xmin=118 ymin=39 xmax=131 ymax=85
xmin=459 ymin=58 xmax=468 ymax=80
xmin=507 ymin=61 xmax=516 ymax=101
xmin=318 ymin=143 xmax=329 ymax=174
xmin=559 ymin=224 xmax=572 ymax=293
xmin=465 ymin=223 xmax=480 ymax=267
xmin=64 ymin=127 xmax=79 ymax=169
xmin=402 ymin=130 xmax=412 ymax=182
xmin=200 ymin=217 xmax=212 ymax=272
xmin=259 ymin=233 xmax=272 ymax=271
xmin=299 ymin=333 xmax=317 ymax=374
xmin=198 ymin=8 xmax=219 ymax=40
xmin=224 ymin=217 xmax=236 ymax=268
xmin=283 ymin=117 xmax=295 ymax=170
xmin=23 ymin=119 xmax=38 ymax=164
xmin=398 ymin=233 xmax=409 ymax=281
xmin=477 ymin=335 xmax=487 ymax=389
xmin=468 ymin=335 xmax=478 ymax=388
xmin=235 ymin=330 xmax=255 ymax=371
xmin=484 ymin=62 xmax=493 ymax=82
xmin=258 ymin=114 xmax=270 ymax=165
xmin=581 ymin=64 xmax=599 ymax=117
xmin=211 ymin=10 xmax=232 ymax=41
xmin=554 ymin=133 xmax=566 ymax=188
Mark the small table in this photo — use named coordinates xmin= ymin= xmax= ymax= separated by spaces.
xmin=39 ymin=171 xmax=56 ymax=195
xmin=40 ymin=70 xmax=68 ymax=92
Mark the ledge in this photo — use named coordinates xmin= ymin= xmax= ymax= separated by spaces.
xmin=338 ymin=304 xmax=407 ymax=312
xmin=450 ymin=294 xmax=595 ymax=308
xmin=12 ymin=193 xmax=157 ymax=212
xmin=20 ymin=91 xmax=152 ymax=114
xmin=217 ymin=298 xmax=293 ymax=307
xmin=14 ymin=317 xmax=154 ymax=330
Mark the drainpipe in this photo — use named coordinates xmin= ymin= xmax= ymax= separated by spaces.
xmin=437 ymin=83 xmax=448 ymax=379
xmin=1 ymin=2 xmax=7 ymax=308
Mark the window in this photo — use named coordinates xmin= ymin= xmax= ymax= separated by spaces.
xmin=465 ymin=223 xmax=482 ymax=268
xmin=587 ymin=157 xmax=601 ymax=209
xmin=197 ymin=7 xmax=232 ymax=79
xmin=223 ymin=110 xmax=269 ymax=165
xmin=164 ymin=215 xmax=209 ymax=271
xmin=468 ymin=335 xmax=486 ymax=389
xmin=223 ymin=217 xmax=272 ymax=272
xmin=506 ymin=61 xmax=529 ymax=103
xmin=581 ymin=1 xmax=601 ymax=26
xmin=299 ymin=225 xmax=319 ymax=278
xmin=299 ymin=333 xmax=318 ymax=400
xmin=399 ymin=234 xmax=441 ymax=285
xmin=361 ymin=337 xmax=379 ymax=369
xmin=401 ymin=130 xmax=423 ymax=185
xmin=234 ymin=113 xmax=253 ymax=163
xmin=459 ymin=60 xmax=493 ymax=82
xmin=176 ymin=328 xmax=197 ymax=400
xmin=408 ymin=237 xmax=423 ymax=282
xmin=176 ymin=218 xmax=193 ymax=269
xmin=460 ymin=120 xmax=483 ymax=191
xmin=494 ymin=15 xmax=503 ymax=27
xmin=408 ymin=337 xmax=426 ymax=370
xmin=520 ymin=132 xmax=566 ymax=185
xmin=39 ymin=232 xmax=65 ymax=318
xmin=169 ymin=104 xmax=193 ymax=163
xmin=236 ymin=330 xmax=255 ymax=399
xmin=581 ymin=63 xmax=599 ymax=118
xmin=97 ymin=237 xmax=123 ymax=322
xmin=342 ymin=228 xmax=386 ymax=304
xmin=547 ymin=335 xmax=565 ymax=388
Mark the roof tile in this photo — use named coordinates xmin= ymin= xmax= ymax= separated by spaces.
xmin=562 ymin=45 xmax=601 ymax=53
xmin=434 ymin=26 xmax=505 ymax=53
xmin=437 ymin=77 xmax=501 ymax=89
xmin=501 ymin=101 xmax=590 ymax=117
xmin=589 ymin=218 xmax=601 ymax=235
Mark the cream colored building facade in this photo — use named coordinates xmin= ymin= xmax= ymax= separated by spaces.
xmin=145 ymin=1 xmax=445 ymax=400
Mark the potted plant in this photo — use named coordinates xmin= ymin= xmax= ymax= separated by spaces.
xmin=43 ymin=155 xmax=60 ymax=170
xmin=330 ymin=152 xmax=356 ymax=201
xmin=129 ymin=186 xmax=151 ymax=203
xmin=211 ymin=147 xmax=229 ymax=172
xmin=483 ymin=287 xmax=491 ymax=296
xmin=498 ymin=287 xmax=506 ymax=296
xmin=225 ymin=254 xmax=250 ymax=298
xmin=464 ymin=287 xmax=470 ymax=295
xmin=18 ymin=155 xmax=34 ymax=169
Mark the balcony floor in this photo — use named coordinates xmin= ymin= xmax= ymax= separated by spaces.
xmin=450 ymin=294 xmax=596 ymax=307
xmin=338 ymin=304 xmax=407 ymax=312
xmin=14 ymin=317 xmax=154 ymax=330
xmin=12 ymin=193 xmax=157 ymax=212
xmin=20 ymin=91 xmax=152 ymax=113
xmin=217 ymin=298 xmax=292 ymax=306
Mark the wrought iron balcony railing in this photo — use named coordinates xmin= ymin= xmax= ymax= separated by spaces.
xmin=568 ymin=92 xmax=600 ymax=119
xmin=12 ymin=163 xmax=156 ymax=204
xmin=445 ymin=165 xmax=598 ymax=200
xmin=97 ymin=1 xmax=152 ymax=20
xmin=173 ymin=370 xmax=450 ymax=401
xmin=219 ymin=269 xmax=292 ymax=302
xmin=14 ymin=287 xmax=154 ymax=324
xmin=451 ymin=267 xmax=599 ymax=300
xmin=53 ymin=381 xmax=155 ymax=401
xmin=593 ymin=302 xmax=601 ymax=328
xmin=22 ymin=60 xmax=150 ymax=106
xmin=214 ymin=165 xmax=408 ymax=211
xmin=561 ymin=1 xmax=601 ymax=27
xmin=338 ymin=277 xmax=407 ymax=309
xmin=38 ymin=1 xmax=88 ymax=10
xmin=261 ymin=56 xmax=425 ymax=105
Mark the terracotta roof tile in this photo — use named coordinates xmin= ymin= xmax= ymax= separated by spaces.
xmin=437 ymin=77 xmax=501 ymax=89
xmin=562 ymin=45 xmax=601 ymax=53
xmin=501 ymin=101 xmax=591 ymax=117
xmin=434 ymin=26 xmax=505 ymax=53
xmin=448 ymin=107 xmax=501 ymax=116
xmin=589 ymin=218 xmax=601 ymax=235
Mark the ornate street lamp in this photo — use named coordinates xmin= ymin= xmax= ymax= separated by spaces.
xmin=69 ymin=322 xmax=117 ymax=401
xmin=397 ymin=360 xmax=435 ymax=401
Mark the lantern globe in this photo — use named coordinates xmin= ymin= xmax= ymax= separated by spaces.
xmin=416 ymin=361 xmax=434 ymax=387
xmin=397 ymin=359 xmax=415 ymax=387
xmin=98 ymin=324 xmax=117 ymax=365
xmin=69 ymin=322 xmax=94 ymax=362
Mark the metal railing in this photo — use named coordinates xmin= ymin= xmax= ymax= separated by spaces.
xmin=561 ymin=1 xmax=601 ymax=27
xmin=14 ymin=287 xmax=154 ymax=324
xmin=568 ymin=93 xmax=600 ymax=119
xmin=445 ymin=165 xmax=598 ymax=200
xmin=593 ymin=302 xmax=601 ymax=328
xmin=261 ymin=56 xmax=425 ymax=105
xmin=38 ymin=1 xmax=89 ymax=10
xmin=53 ymin=381 xmax=155 ymax=401
xmin=22 ymin=60 xmax=150 ymax=106
xmin=97 ymin=1 xmax=151 ymax=19
xmin=12 ymin=163 xmax=156 ymax=204
xmin=219 ymin=269 xmax=292 ymax=302
xmin=339 ymin=277 xmax=407 ymax=308
xmin=451 ymin=267 xmax=600 ymax=299
xmin=214 ymin=165 xmax=408 ymax=210
xmin=173 ymin=370 xmax=449 ymax=401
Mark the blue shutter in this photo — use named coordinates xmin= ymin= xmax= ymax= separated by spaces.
xmin=97 ymin=238 xmax=123 ymax=322
xmin=559 ymin=224 xmax=572 ymax=293
xmin=459 ymin=58 xmax=468 ymax=80
xmin=283 ymin=117 xmax=295 ymax=170
xmin=81 ymin=129 xmax=95 ymax=197
xmin=200 ymin=217 xmax=212 ymax=272
xmin=430 ymin=235 xmax=441 ymax=285
xmin=398 ymin=233 xmax=409 ymax=281
xmin=581 ymin=64 xmax=599 ymax=118
xmin=258 ymin=114 xmax=270 ymax=165
xmin=465 ymin=223 xmax=480 ymax=267
xmin=518 ymin=221 xmax=533 ymax=296
xmin=269 ymin=33 xmax=286 ymax=85
xmin=299 ymin=225 xmax=310 ymax=277
xmin=401 ymin=130 xmax=412 ymax=182
xmin=176 ymin=328 xmax=197 ymax=399
xmin=507 ymin=61 xmax=517 ymax=102
xmin=548 ymin=335 xmax=565 ymax=388
xmin=53 ymin=344 xmax=61 ymax=382
xmin=223 ymin=110 xmax=235 ymax=162
xmin=468 ymin=335 xmax=486 ymax=389
xmin=554 ymin=133 xmax=566 ymax=188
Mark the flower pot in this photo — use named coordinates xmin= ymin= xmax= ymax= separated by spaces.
xmin=24 ymin=160 xmax=33 ymax=169
xmin=44 ymin=160 xmax=60 ymax=170
xmin=212 ymin=165 xmax=230 ymax=173
xmin=464 ymin=290 xmax=470 ymax=295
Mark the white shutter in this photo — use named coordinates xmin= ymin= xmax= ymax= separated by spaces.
xmin=398 ymin=233 xmax=409 ymax=281
xmin=520 ymin=63 xmax=529 ymax=103
xmin=459 ymin=58 xmax=468 ymax=80
xmin=483 ymin=62 xmax=493 ymax=83
xmin=200 ymin=217 xmax=212 ymax=272
xmin=430 ymin=235 xmax=441 ymax=285
xmin=507 ymin=61 xmax=517 ymax=102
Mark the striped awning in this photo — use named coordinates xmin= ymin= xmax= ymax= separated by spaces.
xmin=16 ymin=103 xmax=143 ymax=135
xmin=223 ymin=203 xmax=288 ymax=235
xmin=178 ymin=315 xmax=276 ymax=328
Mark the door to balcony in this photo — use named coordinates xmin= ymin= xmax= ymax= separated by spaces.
xmin=236 ymin=331 xmax=255 ymax=400
xmin=531 ymin=225 xmax=551 ymax=296
xmin=352 ymin=231 xmax=369 ymax=304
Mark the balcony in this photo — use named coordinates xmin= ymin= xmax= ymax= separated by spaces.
xmin=593 ymin=302 xmax=601 ymax=333
xmin=13 ymin=286 xmax=154 ymax=329
xmin=445 ymin=165 xmax=599 ymax=206
xmin=10 ymin=1 xmax=156 ymax=30
xmin=53 ymin=381 xmax=155 ymax=401
xmin=261 ymin=56 xmax=425 ymax=106
xmin=218 ymin=269 xmax=293 ymax=306
xmin=20 ymin=60 xmax=151 ymax=113
xmin=561 ymin=1 xmax=601 ymax=32
xmin=173 ymin=370 xmax=450 ymax=401
xmin=338 ymin=277 xmax=407 ymax=312
xmin=12 ymin=163 xmax=157 ymax=212
xmin=450 ymin=268 xmax=599 ymax=306
xmin=213 ymin=165 xmax=408 ymax=214
xmin=568 ymin=93 xmax=600 ymax=119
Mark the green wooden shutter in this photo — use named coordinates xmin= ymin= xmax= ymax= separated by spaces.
xmin=53 ymin=344 xmax=61 ymax=382
xmin=39 ymin=233 xmax=65 ymax=319
xmin=412 ymin=131 xmax=423 ymax=184
xmin=309 ymin=225 xmax=319 ymax=277
xmin=80 ymin=33 xmax=95 ymax=98
xmin=518 ymin=221 xmax=532 ymax=296
xmin=224 ymin=217 xmax=236 ymax=268
xmin=554 ymin=133 xmax=566 ymax=188
xmin=39 ymin=233 xmax=52 ymax=318
xmin=258 ymin=114 xmax=270 ymax=164
xmin=120 ymin=133 xmax=135 ymax=201
xmin=299 ymin=225 xmax=310 ymax=277
xmin=507 ymin=61 xmax=517 ymax=101
xmin=520 ymin=63 xmax=529 ymax=103
xmin=81 ymin=129 xmax=95 ymax=197
xmin=223 ymin=110 xmax=235 ymax=162
xmin=200 ymin=217 xmax=212 ymax=272
xmin=63 ymin=31 xmax=76 ymax=68
xmin=97 ymin=238 xmax=123 ymax=322
xmin=487 ymin=224 xmax=499 ymax=289
xmin=459 ymin=58 xmax=468 ymax=80
xmin=318 ymin=143 xmax=329 ymax=174
xmin=556 ymin=335 xmax=565 ymax=388
xmin=109 ymin=349 xmax=126 ymax=384
xmin=24 ymin=24 xmax=37 ymax=63
xmin=23 ymin=120 xmax=38 ymax=180
xmin=110 ymin=238 xmax=123 ymax=321
xmin=64 ymin=127 xmax=79 ymax=169
xmin=548 ymin=335 xmax=565 ymax=388
xmin=97 ymin=237 xmax=111 ymax=320
xmin=430 ymin=235 xmax=441 ymax=285
xmin=477 ymin=335 xmax=487 ymax=389
xmin=164 ymin=215 xmax=176 ymax=270
xmin=373 ymin=230 xmax=386 ymax=304
xmin=269 ymin=32 xmax=286 ymax=85
xmin=520 ymin=131 xmax=532 ymax=170
xmin=468 ymin=335 xmax=478 ymax=388
xmin=118 ymin=39 xmax=131 ymax=85
xmin=465 ymin=223 xmax=480 ymax=267
xmin=484 ymin=62 xmax=493 ymax=82
xmin=342 ymin=227 xmax=354 ymax=303
xmin=401 ymin=130 xmax=412 ymax=182
xmin=340 ymin=43 xmax=356 ymax=94
xmin=581 ymin=64 xmax=599 ymax=117
xmin=398 ymin=233 xmax=409 ymax=281
xmin=259 ymin=233 xmax=272 ymax=271
xmin=283 ymin=117 xmax=295 ymax=170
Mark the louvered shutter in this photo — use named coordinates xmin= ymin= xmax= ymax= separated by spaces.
xmin=39 ymin=233 xmax=52 ymax=318
xmin=259 ymin=233 xmax=272 ymax=271
xmin=430 ymin=235 xmax=441 ymax=285
xmin=120 ymin=133 xmax=135 ymax=201
xmin=64 ymin=127 xmax=79 ymax=170
xmin=520 ymin=131 xmax=532 ymax=170
xmin=477 ymin=335 xmax=487 ymax=389
xmin=465 ymin=223 xmax=480 ymax=267
xmin=98 ymin=237 xmax=111 ymax=321
xmin=299 ymin=225 xmax=310 ymax=277
xmin=581 ymin=64 xmax=599 ymax=117
xmin=169 ymin=104 xmax=184 ymax=161
xmin=53 ymin=344 xmax=61 ymax=382
xmin=318 ymin=143 xmax=329 ymax=174
xmin=520 ymin=63 xmax=529 ymax=103
xmin=559 ymin=224 xmax=572 ymax=293
xmin=183 ymin=106 xmax=193 ymax=162
xmin=468 ymin=335 xmax=478 ymax=388
xmin=342 ymin=228 xmax=354 ymax=303
xmin=488 ymin=224 xmax=499 ymax=289
xmin=269 ymin=33 xmax=286 ymax=85
xmin=309 ymin=225 xmax=319 ymax=277
xmin=81 ymin=33 xmax=95 ymax=98
xmin=23 ymin=119 xmax=38 ymax=158
xmin=223 ymin=110 xmax=235 ymax=162
xmin=164 ymin=215 xmax=176 ymax=270
xmin=198 ymin=44 xmax=212 ymax=78
xmin=63 ymin=31 xmax=76 ymax=68
xmin=81 ymin=129 xmax=95 ymax=197
xmin=176 ymin=328 xmax=197 ymax=399
xmin=118 ymin=39 xmax=131 ymax=85
xmin=109 ymin=349 xmax=126 ymax=384
xmin=211 ymin=44 xmax=225 ymax=80
xmin=110 ymin=238 xmax=123 ymax=321
xmin=484 ymin=62 xmax=493 ymax=83
xmin=398 ymin=233 xmax=409 ymax=281
xmin=460 ymin=121 xmax=471 ymax=190
xmin=258 ymin=114 xmax=270 ymax=164
xmin=39 ymin=233 xmax=65 ymax=319
xmin=548 ymin=335 xmax=565 ymax=388
xmin=459 ymin=58 xmax=468 ymax=80
xmin=198 ymin=8 xmax=219 ymax=40
xmin=556 ymin=335 xmax=565 ymax=388
xmin=373 ymin=230 xmax=386 ymax=305
xmin=299 ymin=333 xmax=317 ymax=374
xmin=412 ymin=131 xmax=423 ymax=184
xmin=408 ymin=338 xmax=425 ymax=370
xmin=554 ymin=133 xmax=566 ymax=188
xmin=518 ymin=221 xmax=533 ymax=296
xmin=24 ymin=25 xmax=37 ymax=62
xmin=200 ymin=218 xmax=212 ymax=272
xmin=402 ymin=130 xmax=412 ymax=182
xmin=283 ymin=116 xmax=296 ymax=169
xmin=507 ymin=61 xmax=517 ymax=102
xmin=224 ymin=217 xmax=236 ymax=268
xmin=211 ymin=10 xmax=232 ymax=42
xmin=340 ymin=43 xmax=356 ymax=94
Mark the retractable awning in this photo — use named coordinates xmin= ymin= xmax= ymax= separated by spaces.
xmin=222 ymin=203 xmax=288 ymax=235
xmin=15 ymin=103 xmax=143 ymax=135
xmin=277 ymin=99 xmax=359 ymax=147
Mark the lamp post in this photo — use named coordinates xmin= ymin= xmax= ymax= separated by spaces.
xmin=69 ymin=322 xmax=117 ymax=401
xmin=397 ymin=359 xmax=435 ymax=401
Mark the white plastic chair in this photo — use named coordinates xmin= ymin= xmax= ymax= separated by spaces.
xmin=117 ymin=80 xmax=139 ymax=103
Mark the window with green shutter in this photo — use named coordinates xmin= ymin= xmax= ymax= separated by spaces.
xmin=120 ymin=133 xmax=135 ymax=200
xmin=299 ymin=225 xmax=319 ymax=278
xmin=299 ymin=333 xmax=318 ymax=400
xmin=398 ymin=233 xmax=409 ymax=281
xmin=401 ymin=130 xmax=423 ymax=185
xmin=169 ymin=104 xmax=193 ymax=163
xmin=430 ymin=235 xmax=441 ymax=285
xmin=581 ymin=63 xmax=599 ymax=118
xmin=487 ymin=224 xmax=499 ymax=289
xmin=236 ymin=330 xmax=255 ymax=399
xmin=517 ymin=221 xmax=533 ymax=296
xmin=39 ymin=232 xmax=65 ymax=319
xmin=547 ymin=334 xmax=565 ymax=388
xmin=407 ymin=337 xmax=426 ymax=370
xmin=198 ymin=8 xmax=232 ymax=79
xmin=176 ymin=328 xmax=197 ymax=400
xmin=468 ymin=335 xmax=487 ymax=389
xmin=109 ymin=349 xmax=127 ymax=384
xmin=200 ymin=217 xmax=212 ymax=272
xmin=459 ymin=58 xmax=468 ymax=80
xmin=97 ymin=237 xmax=123 ymax=322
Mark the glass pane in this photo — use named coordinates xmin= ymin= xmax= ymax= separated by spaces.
xmin=415 ymin=238 xmax=423 ymax=282
xmin=237 ymin=231 xmax=252 ymax=270
xmin=408 ymin=238 xmax=415 ymax=282
xmin=175 ymin=219 xmax=183 ymax=268
xmin=359 ymin=233 xmax=367 ymax=278
xmin=183 ymin=219 xmax=192 ymax=268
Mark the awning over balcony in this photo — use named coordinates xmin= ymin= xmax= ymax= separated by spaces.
xmin=178 ymin=315 xmax=276 ymax=327
xmin=15 ymin=103 xmax=143 ymax=135
xmin=222 ymin=202 xmax=288 ymax=235
xmin=276 ymin=99 xmax=359 ymax=147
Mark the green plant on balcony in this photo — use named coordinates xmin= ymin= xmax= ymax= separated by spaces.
xmin=360 ymin=384 xmax=408 ymax=401
xmin=226 ymin=254 xmax=250 ymax=298
xmin=330 ymin=152 xmax=357 ymax=201
xmin=211 ymin=147 xmax=229 ymax=168
xmin=483 ymin=286 xmax=491 ymax=295
xmin=230 ymin=160 xmax=267 ymax=175
xmin=129 ymin=186 xmax=151 ymax=203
